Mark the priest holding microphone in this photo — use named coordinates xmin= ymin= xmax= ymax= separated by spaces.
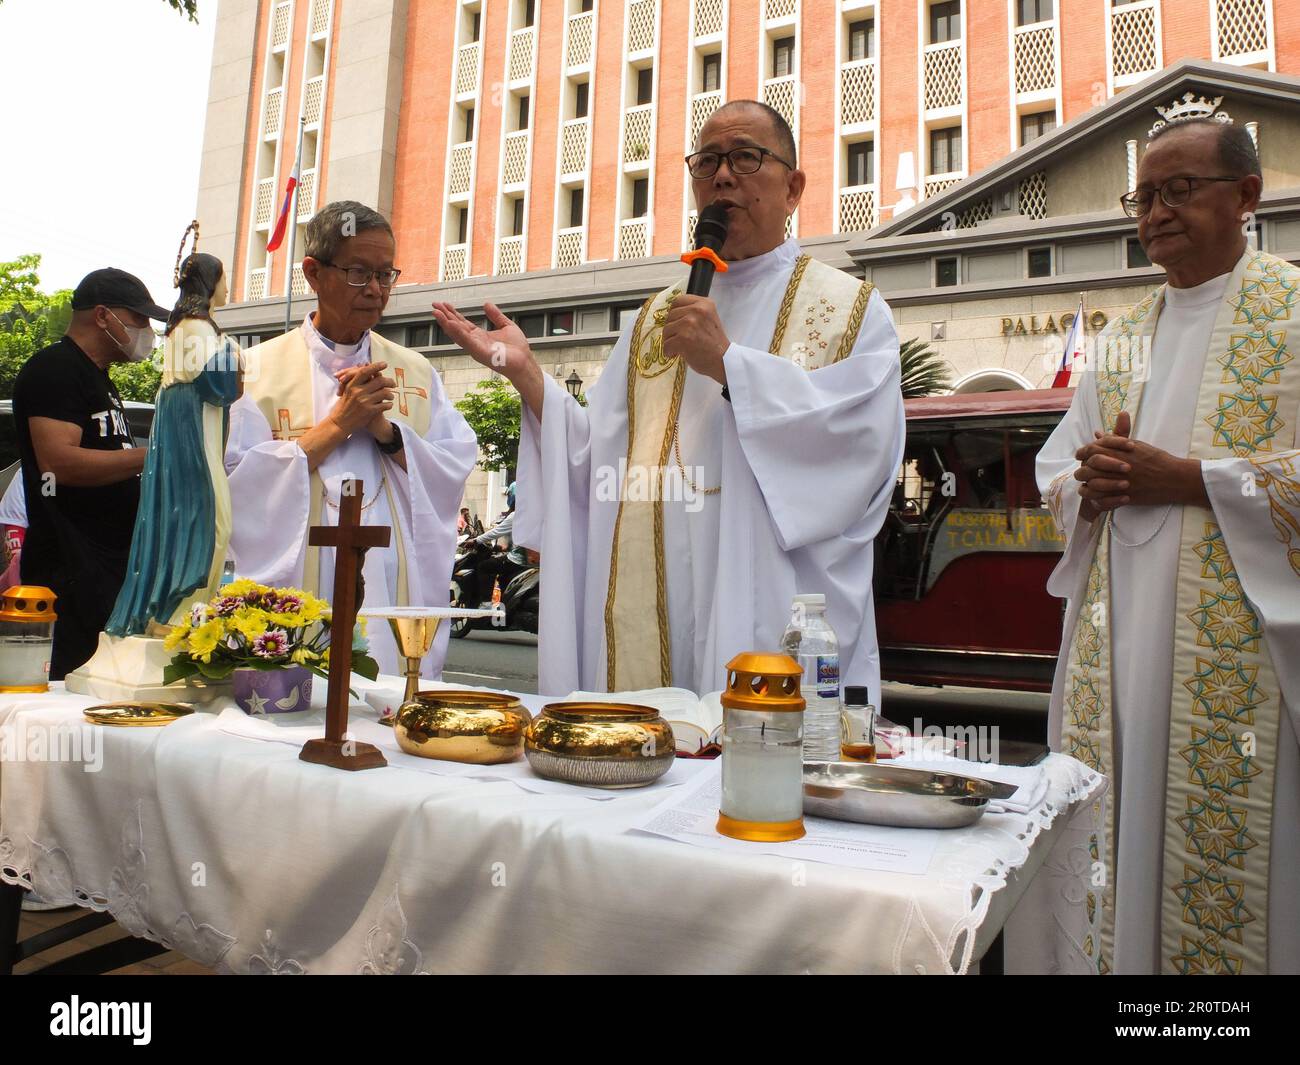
xmin=435 ymin=100 xmax=905 ymax=697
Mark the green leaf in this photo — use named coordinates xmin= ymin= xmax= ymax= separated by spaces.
xmin=351 ymin=653 xmax=380 ymax=682
xmin=898 ymin=337 xmax=954 ymax=399
xmin=454 ymin=376 xmax=520 ymax=474
xmin=163 ymin=660 xmax=200 ymax=686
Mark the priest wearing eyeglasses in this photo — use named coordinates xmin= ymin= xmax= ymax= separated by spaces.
xmin=1033 ymin=118 xmax=1300 ymax=974
xmin=225 ymin=200 xmax=478 ymax=676
xmin=435 ymin=101 xmax=905 ymax=698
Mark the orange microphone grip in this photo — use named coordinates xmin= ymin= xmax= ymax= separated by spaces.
xmin=680 ymin=247 xmax=728 ymax=273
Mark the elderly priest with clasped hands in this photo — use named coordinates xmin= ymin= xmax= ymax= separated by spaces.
xmin=225 ymin=201 xmax=478 ymax=677
xmin=435 ymin=100 xmax=906 ymax=698
xmin=1034 ymin=117 xmax=1300 ymax=974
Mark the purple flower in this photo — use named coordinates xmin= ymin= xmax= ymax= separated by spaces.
xmin=213 ymin=596 xmax=245 ymax=617
xmin=252 ymin=629 xmax=290 ymax=659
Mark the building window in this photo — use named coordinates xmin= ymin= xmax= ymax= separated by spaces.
xmin=580 ymin=0 xmax=593 ymax=11
xmin=636 ymin=67 xmax=654 ymax=105
xmin=772 ymin=36 xmax=795 ymax=78
xmin=1027 ymin=246 xmax=1052 ymax=278
xmin=1016 ymin=0 xmax=1053 ymax=25
xmin=569 ymin=187 xmax=584 ymax=228
xmin=517 ymin=94 xmax=530 ymax=130
xmin=511 ymin=198 xmax=525 ymax=237
xmin=702 ymin=52 xmax=722 ymax=93
xmin=407 ymin=323 xmax=432 ymax=348
xmin=463 ymin=106 xmax=476 ymax=142
xmin=517 ymin=312 xmax=546 ymax=338
xmin=848 ymin=19 xmax=875 ymax=61
xmin=1020 ymin=110 xmax=1055 ymax=145
xmin=470 ymin=10 xmax=481 ymax=43
xmin=455 ymin=206 xmax=468 ymax=245
xmin=847 ymin=141 xmax=874 ymax=187
xmin=549 ymin=310 xmax=575 ymax=336
xmin=929 ymin=1 xmax=961 ymax=45
xmin=632 ymin=177 xmax=649 ymax=218
xmin=616 ymin=305 xmax=640 ymax=332
xmin=1126 ymin=237 xmax=1151 ymax=268
xmin=574 ymin=80 xmax=589 ymax=118
xmin=522 ymin=0 xmax=536 ymax=28
xmin=936 ymin=256 xmax=959 ymax=287
xmin=929 ymin=126 xmax=962 ymax=175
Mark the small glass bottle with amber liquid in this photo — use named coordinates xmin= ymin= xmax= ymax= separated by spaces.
xmin=840 ymin=685 xmax=877 ymax=763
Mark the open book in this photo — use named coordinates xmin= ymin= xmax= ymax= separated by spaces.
xmin=564 ymin=688 xmax=724 ymax=756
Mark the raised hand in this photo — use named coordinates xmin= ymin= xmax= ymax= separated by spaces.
xmin=432 ymin=300 xmax=546 ymax=419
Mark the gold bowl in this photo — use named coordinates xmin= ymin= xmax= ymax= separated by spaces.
xmin=394 ymin=690 xmax=529 ymax=764
xmin=524 ymin=703 xmax=675 ymax=788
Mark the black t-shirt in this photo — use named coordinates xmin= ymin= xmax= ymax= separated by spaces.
xmin=12 ymin=336 xmax=141 ymax=584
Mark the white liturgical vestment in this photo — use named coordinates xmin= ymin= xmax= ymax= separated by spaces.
xmin=224 ymin=317 xmax=477 ymax=677
xmin=1025 ymin=252 xmax=1300 ymax=975
xmin=515 ymin=238 xmax=906 ymax=698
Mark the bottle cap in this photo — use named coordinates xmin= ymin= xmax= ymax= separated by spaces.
xmin=843 ymin=685 xmax=871 ymax=706
xmin=792 ymin=593 xmax=825 ymax=606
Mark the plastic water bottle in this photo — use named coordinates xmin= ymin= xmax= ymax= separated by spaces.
xmin=220 ymin=559 xmax=236 ymax=587
xmin=780 ymin=593 xmax=841 ymax=762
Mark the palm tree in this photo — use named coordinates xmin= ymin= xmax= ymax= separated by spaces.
xmin=898 ymin=337 xmax=953 ymax=398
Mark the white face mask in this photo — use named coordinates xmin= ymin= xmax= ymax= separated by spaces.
xmin=107 ymin=310 xmax=156 ymax=362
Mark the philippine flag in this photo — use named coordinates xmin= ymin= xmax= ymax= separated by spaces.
xmin=1052 ymin=295 xmax=1087 ymax=388
xmin=266 ymin=161 xmax=300 ymax=253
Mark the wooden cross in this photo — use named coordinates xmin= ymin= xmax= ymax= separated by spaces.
xmin=299 ymin=477 xmax=391 ymax=771
xmin=392 ymin=368 xmax=428 ymax=417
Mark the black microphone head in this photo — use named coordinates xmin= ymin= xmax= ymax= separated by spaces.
xmin=695 ymin=203 xmax=730 ymax=252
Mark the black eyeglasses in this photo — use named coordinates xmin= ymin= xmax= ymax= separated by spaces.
xmin=313 ymin=259 xmax=402 ymax=287
xmin=685 ymin=146 xmax=793 ymax=179
xmin=1119 ymin=175 xmax=1241 ymax=218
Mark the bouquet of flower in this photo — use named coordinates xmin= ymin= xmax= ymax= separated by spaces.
xmin=162 ymin=580 xmax=380 ymax=685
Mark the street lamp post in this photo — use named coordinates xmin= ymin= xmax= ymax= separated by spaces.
xmin=565 ymin=370 xmax=583 ymax=398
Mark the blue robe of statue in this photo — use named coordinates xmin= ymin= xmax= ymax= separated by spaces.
xmin=106 ymin=341 xmax=240 ymax=637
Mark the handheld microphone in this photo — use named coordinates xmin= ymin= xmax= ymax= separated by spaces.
xmin=681 ymin=203 xmax=730 ymax=296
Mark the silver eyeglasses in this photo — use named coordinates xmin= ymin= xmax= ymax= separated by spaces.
xmin=1119 ymin=175 xmax=1241 ymax=218
xmin=314 ymin=260 xmax=402 ymax=287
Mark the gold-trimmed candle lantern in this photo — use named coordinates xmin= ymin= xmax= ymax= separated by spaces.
xmin=0 ymin=586 xmax=57 ymax=693
xmin=716 ymin=652 xmax=806 ymax=842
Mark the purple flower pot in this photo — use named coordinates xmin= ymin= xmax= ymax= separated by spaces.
xmin=233 ymin=666 xmax=314 ymax=715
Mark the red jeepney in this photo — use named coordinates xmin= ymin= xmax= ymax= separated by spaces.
xmin=874 ymin=388 xmax=1075 ymax=692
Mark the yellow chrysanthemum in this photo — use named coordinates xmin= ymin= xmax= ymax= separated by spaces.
xmin=223 ymin=578 xmax=266 ymax=599
xmin=296 ymin=598 xmax=325 ymax=624
xmin=187 ymin=619 xmax=224 ymax=662
xmin=229 ymin=607 xmax=270 ymax=642
xmin=291 ymin=646 xmax=319 ymax=665
xmin=163 ymin=624 xmax=190 ymax=651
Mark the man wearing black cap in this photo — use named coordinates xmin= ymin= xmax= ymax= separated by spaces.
xmin=12 ymin=268 xmax=169 ymax=679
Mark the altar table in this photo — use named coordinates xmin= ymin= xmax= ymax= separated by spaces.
xmin=0 ymin=679 xmax=1103 ymax=974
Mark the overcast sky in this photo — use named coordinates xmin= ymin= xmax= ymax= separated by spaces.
xmin=0 ymin=0 xmax=218 ymax=308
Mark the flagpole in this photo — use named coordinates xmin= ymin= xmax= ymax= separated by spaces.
xmin=283 ymin=115 xmax=307 ymax=336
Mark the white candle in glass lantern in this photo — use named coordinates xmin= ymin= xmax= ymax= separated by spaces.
xmin=721 ymin=717 xmax=805 ymax=824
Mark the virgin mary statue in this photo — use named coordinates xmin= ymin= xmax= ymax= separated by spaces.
xmin=66 ymin=223 xmax=241 ymax=699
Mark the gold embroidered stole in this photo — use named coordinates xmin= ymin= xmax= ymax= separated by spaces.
xmin=241 ymin=328 xmax=434 ymax=599
xmin=1057 ymin=250 xmax=1300 ymax=974
xmin=603 ymin=256 xmax=875 ymax=690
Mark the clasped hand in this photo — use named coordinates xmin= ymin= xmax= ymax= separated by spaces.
xmin=1072 ymin=410 xmax=1208 ymax=521
xmin=330 ymin=362 xmax=395 ymax=437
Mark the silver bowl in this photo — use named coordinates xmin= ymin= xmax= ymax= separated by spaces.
xmin=802 ymin=761 xmax=1017 ymax=829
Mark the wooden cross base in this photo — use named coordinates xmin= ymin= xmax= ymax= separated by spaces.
xmin=300 ymin=737 xmax=387 ymax=771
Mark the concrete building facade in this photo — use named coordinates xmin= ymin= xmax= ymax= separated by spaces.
xmin=199 ymin=1 xmax=1300 ymax=517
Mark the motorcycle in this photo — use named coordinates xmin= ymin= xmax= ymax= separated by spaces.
xmin=449 ymin=535 xmax=539 ymax=637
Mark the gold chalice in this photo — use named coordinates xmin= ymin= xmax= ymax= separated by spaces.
xmin=358 ymin=606 xmax=501 ymax=724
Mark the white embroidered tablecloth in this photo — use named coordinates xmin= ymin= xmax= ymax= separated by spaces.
xmin=0 ymin=681 xmax=1104 ymax=974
